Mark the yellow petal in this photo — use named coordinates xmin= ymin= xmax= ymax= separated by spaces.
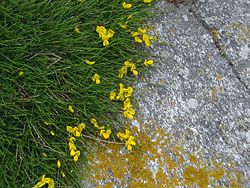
xmin=18 ymin=71 xmax=24 ymax=76
xmin=127 ymin=145 xmax=132 ymax=150
xmin=61 ymin=171 xmax=66 ymax=178
xmin=78 ymin=123 xmax=86 ymax=132
xmin=122 ymin=2 xmax=132 ymax=9
xmin=70 ymin=149 xmax=76 ymax=156
xmin=50 ymin=131 xmax=55 ymax=136
xmin=66 ymin=126 xmax=73 ymax=133
xmin=57 ymin=160 xmax=61 ymax=168
xmin=134 ymin=36 xmax=143 ymax=43
xmin=85 ymin=59 xmax=95 ymax=65
xmin=73 ymin=155 xmax=79 ymax=161
xmin=68 ymin=105 xmax=74 ymax=113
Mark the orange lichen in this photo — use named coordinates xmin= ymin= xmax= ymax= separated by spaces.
xmin=84 ymin=123 xmax=244 ymax=187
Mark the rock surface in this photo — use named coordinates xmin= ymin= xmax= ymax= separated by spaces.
xmin=84 ymin=1 xmax=250 ymax=187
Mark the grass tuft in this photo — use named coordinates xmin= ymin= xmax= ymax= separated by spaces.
xmin=0 ymin=0 xmax=154 ymax=187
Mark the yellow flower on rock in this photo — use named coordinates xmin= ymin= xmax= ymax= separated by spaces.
xmin=92 ymin=73 xmax=101 ymax=84
xmin=131 ymin=28 xmax=154 ymax=46
xmin=144 ymin=59 xmax=154 ymax=66
xmin=118 ymin=60 xmax=138 ymax=78
xmin=125 ymin=135 xmax=136 ymax=150
xmin=68 ymin=105 xmax=74 ymax=113
xmin=122 ymin=2 xmax=132 ymax=9
xmin=33 ymin=175 xmax=54 ymax=188
xmin=85 ymin=59 xmax=95 ymax=65
xmin=57 ymin=160 xmax=61 ymax=168
xmin=100 ymin=129 xmax=112 ymax=139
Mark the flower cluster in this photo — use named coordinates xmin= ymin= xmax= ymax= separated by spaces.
xmin=91 ymin=118 xmax=111 ymax=139
xmin=68 ymin=137 xmax=81 ymax=161
xmin=123 ymin=98 xmax=135 ymax=119
xmin=110 ymin=83 xmax=135 ymax=119
xmin=66 ymin=123 xmax=85 ymax=161
xmin=67 ymin=123 xmax=85 ymax=138
xmin=117 ymin=129 xmax=136 ymax=150
xmin=110 ymin=83 xmax=133 ymax=101
xmin=131 ymin=27 xmax=154 ymax=46
xmin=144 ymin=59 xmax=154 ymax=66
xmin=119 ymin=60 xmax=138 ymax=78
xmin=33 ymin=175 xmax=54 ymax=188
xmin=96 ymin=26 xmax=115 ymax=46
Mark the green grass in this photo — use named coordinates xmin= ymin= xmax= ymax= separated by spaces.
xmin=0 ymin=0 xmax=154 ymax=187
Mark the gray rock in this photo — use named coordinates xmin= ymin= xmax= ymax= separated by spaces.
xmin=135 ymin=1 xmax=250 ymax=186
xmin=191 ymin=0 xmax=250 ymax=89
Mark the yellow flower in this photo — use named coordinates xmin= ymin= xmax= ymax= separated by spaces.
xmin=85 ymin=59 xmax=95 ymax=65
xmin=129 ymin=63 xmax=138 ymax=75
xmin=74 ymin=150 xmax=80 ymax=161
xmin=125 ymin=135 xmax=136 ymax=150
xmin=70 ymin=149 xmax=76 ymax=156
xmin=50 ymin=131 xmax=55 ymax=136
xmin=57 ymin=160 xmax=61 ymax=168
xmin=124 ymin=108 xmax=135 ymax=119
xmin=60 ymin=171 xmax=66 ymax=178
xmin=100 ymin=129 xmax=112 ymax=139
xmin=73 ymin=127 xmax=81 ymax=137
xmin=109 ymin=91 xmax=117 ymax=100
xmin=143 ymin=0 xmax=152 ymax=3
xmin=96 ymin=26 xmax=114 ymax=47
xmin=117 ymin=129 xmax=130 ymax=141
xmin=118 ymin=66 xmax=128 ymax=78
xmin=138 ymin=27 xmax=147 ymax=34
xmin=74 ymin=25 xmax=81 ymax=33
xmin=68 ymin=105 xmax=74 ymax=113
xmin=18 ymin=71 xmax=24 ymax=76
xmin=127 ymin=15 xmax=133 ymax=19
xmin=42 ymin=153 xmax=48 ymax=158
xmin=78 ymin=123 xmax=86 ymax=132
xmin=92 ymin=73 xmax=101 ymax=84
xmin=144 ymin=59 xmax=154 ymax=66
xmin=143 ymin=34 xmax=151 ymax=46
xmin=91 ymin=118 xmax=104 ymax=129
xmin=134 ymin=36 xmax=143 ymax=43
xmin=33 ymin=175 xmax=54 ymax=188
xmin=119 ymin=22 xmax=128 ymax=29
xmin=123 ymin=87 xmax=133 ymax=98
xmin=122 ymin=2 xmax=132 ymax=9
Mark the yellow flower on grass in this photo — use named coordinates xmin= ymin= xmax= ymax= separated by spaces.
xmin=119 ymin=22 xmax=128 ymax=29
xmin=18 ymin=71 xmax=24 ymax=76
xmin=96 ymin=26 xmax=115 ymax=47
xmin=144 ymin=59 xmax=154 ymax=66
xmin=50 ymin=131 xmax=55 ymax=136
xmin=143 ymin=0 xmax=152 ymax=3
xmin=85 ymin=59 xmax=95 ymax=65
xmin=125 ymin=136 xmax=136 ymax=150
xmin=122 ymin=2 xmax=132 ymax=9
xmin=78 ymin=122 xmax=86 ymax=132
xmin=74 ymin=25 xmax=81 ymax=33
xmin=143 ymin=34 xmax=151 ymax=46
xmin=134 ymin=36 xmax=143 ymax=43
xmin=73 ymin=150 xmax=80 ymax=161
xmin=91 ymin=118 xmax=105 ymax=129
xmin=33 ymin=175 xmax=54 ymax=188
xmin=67 ymin=126 xmax=81 ymax=137
xmin=42 ymin=153 xmax=48 ymax=157
xmin=100 ymin=129 xmax=112 ymax=139
xmin=68 ymin=105 xmax=74 ymax=113
xmin=92 ymin=73 xmax=101 ymax=84
xmin=118 ymin=66 xmax=128 ymax=78
xmin=110 ymin=91 xmax=117 ymax=100
xmin=60 ymin=171 xmax=66 ymax=178
xmin=57 ymin=160 xmax=61 ymax=168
